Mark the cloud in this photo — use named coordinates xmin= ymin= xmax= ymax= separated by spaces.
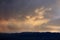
xmin=0 ymin=0 xmax=56 ymax=19
xmin=0 ymin=7 xmax=52 ymax=33
xmin=0 ymin=0 xmax=60 ymax=33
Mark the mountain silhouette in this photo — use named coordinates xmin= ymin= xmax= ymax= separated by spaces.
xmin=0 ymin=32 xmax=60 ymax=40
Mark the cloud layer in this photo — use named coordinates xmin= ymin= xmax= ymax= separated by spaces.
xmin=0 ymin=0 xmax=60 ymax=33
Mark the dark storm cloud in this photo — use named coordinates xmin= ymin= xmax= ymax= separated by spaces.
xmin=0 ymin=0 xmax=56 ymax=20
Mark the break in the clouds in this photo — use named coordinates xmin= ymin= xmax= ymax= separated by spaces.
xmin=0 ymin=0 xmax=60 ymax=33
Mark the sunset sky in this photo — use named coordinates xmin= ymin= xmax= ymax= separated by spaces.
xmin=0 ymin=0 xmax=60 ymax=33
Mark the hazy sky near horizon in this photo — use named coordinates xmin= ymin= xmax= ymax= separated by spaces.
xmin=0 ymin=0 xmax=60 ymax=33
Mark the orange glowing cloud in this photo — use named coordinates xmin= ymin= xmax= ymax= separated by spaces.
xmin=0 ymin=7 xmax=52 ymax=33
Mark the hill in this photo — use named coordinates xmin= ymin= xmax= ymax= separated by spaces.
xmin=0 ymin=32 xmax=60 ymax=40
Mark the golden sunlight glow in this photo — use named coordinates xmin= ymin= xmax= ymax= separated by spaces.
xmin=0 ymin=7 xmax=54 ymax=32
xmin=26 ymin=16 xmax=31 ymax=19
xmin=47 ymin=25 xmax=60 ymax=30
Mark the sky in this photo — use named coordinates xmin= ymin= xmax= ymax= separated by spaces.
xmin=0 ymin=0 xmax=60 ymax=33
